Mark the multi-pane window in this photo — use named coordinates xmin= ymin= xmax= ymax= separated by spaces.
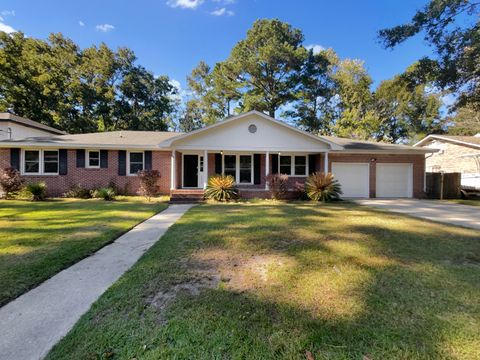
xmin=23 ymin=150 xmax=58 ymax=175
xmin=279 ymin=156 xmax=292 ymax=175
xmin=129 ymin=152 xmax=144 ymax=175
xmin=239 ymin=155 xmax=252 ymax=183
xmin=87 ymin=151 xmax=100 ymax=168
xmin=294 ymin=156 xmax=307 ymax=176
xmin=223 ymin=155 xmax=236 ymax=178
xmin=24 ymin=150 xmax=40 ymax=174
xmin=43 ymin=151 xmax=59 ymax=174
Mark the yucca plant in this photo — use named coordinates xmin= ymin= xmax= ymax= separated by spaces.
xmin=92 ymin=187 xmax=116 ymax=201
xmin=204 ymin=175 xmax=239 ymax=202
xmin=305 ymin=172 xmax=342 ymax=202
xmin=26 ymin=182 xmax=48 ymax=201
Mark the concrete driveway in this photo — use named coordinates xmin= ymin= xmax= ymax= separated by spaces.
xmin=355 ymin=199 xmax=480 ymax=230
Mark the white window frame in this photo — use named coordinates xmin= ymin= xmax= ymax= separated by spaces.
xmin=278 ymin=154 xmax=308 ymax=177
xmin=221 ymin=154 xmax=254 ymax=185
xmin=21 ymin=149 xmax=59 ymax=176
xmin=86 ymin=150 xmax=100 ymax=169
xmin=127 ymin=151 xmax=144 ymax=176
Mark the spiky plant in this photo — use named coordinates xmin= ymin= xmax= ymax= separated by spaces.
xmin=204 ymin=175 xmax=239 ymax=202
xmin=92 ymin=187 xmax=116 ymax=201
xmin=305 ymin=172 xmax=342 ymax=202
xmin=26 ymin=182 xmax=48 ymax=201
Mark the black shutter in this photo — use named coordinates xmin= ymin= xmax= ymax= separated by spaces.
xmin=76 ymin=149 xmax=85 ymax=168
xmin=308 ymin=154 xmax=317 ymax=174
xmin=215 ymin=153 xmax=222 ymax=174
xmin=10 ymin=148 xmax=20 ymax=170
xmin=144 ymin=151 xmax=152 ymax=170
xmin=100 ymin=150 xmax=108 ymax=168
xmin=59 ymin=149 xmax=68 ymax=175
xmin=253 ymin=154 xmax=261 ymax=184
xmin=271 ymin=154 xmax=278 ymax=174
xmin=118 ymin=150 xmax=126 ymax=176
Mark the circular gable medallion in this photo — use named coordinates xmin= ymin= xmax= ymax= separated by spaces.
xmin=248 ymin=124 xmax=257 ymax=133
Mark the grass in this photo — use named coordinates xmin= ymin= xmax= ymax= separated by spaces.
xmin=0 ymin=196 xmax=168 ymax=306
xmin=447 ymin=199 xmax=480 ymax=206
xmin=47 ymin=201 xmax=480 ymax=360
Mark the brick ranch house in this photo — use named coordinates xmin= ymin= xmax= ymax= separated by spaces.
xmin=0 ymin=111 xmax=435 ymax=199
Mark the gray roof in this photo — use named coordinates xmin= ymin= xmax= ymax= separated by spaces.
xmin=0 ymin=113 xmax=67 ymax=135
xmin=322 ymin=136 xmax=429 ymax=152
xmin=415 ymin=134 xmax=480 ymax=148
xmin=0 ymin=130 xmax=183 ymax=149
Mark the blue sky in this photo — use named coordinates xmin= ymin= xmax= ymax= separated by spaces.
xmin=0 ymin=0 xmax=434 ymax=93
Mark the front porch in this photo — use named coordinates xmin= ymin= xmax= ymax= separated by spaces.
xmin=169 ymin=150 xmax=330 ymax=192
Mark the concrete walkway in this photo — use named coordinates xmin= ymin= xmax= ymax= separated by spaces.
xmin=355 ymin=199 xmax=480 ymax=230
xmin=0 ymin=204 xmax=193 ymax=360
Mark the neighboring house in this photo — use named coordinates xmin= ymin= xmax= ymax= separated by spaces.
xmin=0 ymin=111 xmax=434 ymax=198
xmin=414 ymin=134 xmax=480 ymax=189
xmin=0 ymin=112 xmax=66 ymax=140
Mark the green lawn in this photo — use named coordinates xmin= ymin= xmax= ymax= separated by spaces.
xmin=448 ymin=199 xmax=480 ymax=206
xmin=0 ymin=196 xmax=168 ymax=306
xmin=47 ymin=202 xmax=480 ymax=360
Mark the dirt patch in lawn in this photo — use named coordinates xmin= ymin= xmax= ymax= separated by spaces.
xmin=149 ymin=248 xmax=296 ymax=316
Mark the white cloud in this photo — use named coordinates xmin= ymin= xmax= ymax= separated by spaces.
xmin=79 ymin=20 xmax=85 ymax=27
xmin=306 ymin=44 xmax=325 ymax=54
xmin=0 ymin=22 xmax=16 ymax=34
xmin=210 ymin=7 xmax=234 ymax=16
xmin=167 ymin=0 xmax=204 ymax=9
xmin=95 ymin=24 xmax=115 ymax=32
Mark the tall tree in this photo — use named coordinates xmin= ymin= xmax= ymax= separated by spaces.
xmin=378 ymin=0 xmax=480 ymax=111
xmin=284 ymin=49 xmax=336 ymax=134
xmin=223 ymin=19 xmax=307 ymax=117
xmin=446 ymin=105 xmax=480 ymax=135
xmin=331 ymin=59 xmax=380 ymax=139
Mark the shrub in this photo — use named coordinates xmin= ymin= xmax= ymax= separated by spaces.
xmin=64 ymin=184 xmax=92 ymax=199
xmin=265 ymin=173 xmax=289 ymax=200
xmin=305 ymin=172 xmax=342 ymax=202
xmin=26 ymin=182 xmax=48 ymax=201
xmin=137 ymin=169 xmax=160 ymax=200
xmin=92 ymin=187 xmax=116 ymax=201
xmin=0 ymin=167 xmax=24 ymax=199
xmin=204 ymin=175 xmax=239 ymax=202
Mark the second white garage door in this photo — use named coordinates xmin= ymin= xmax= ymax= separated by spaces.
xmin=331 ymin=162 xmax=370 ymax=198
xmin=376 ymin=163 xmax=413 ymax=198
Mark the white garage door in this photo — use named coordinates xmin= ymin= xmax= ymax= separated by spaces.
xmin=331 ymin=163 xmax=369 ymax=198
xmin=376 ymin=163 xmax=413 ymax=198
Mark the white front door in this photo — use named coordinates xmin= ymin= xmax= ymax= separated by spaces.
xmin=376 ymin=163 xmax=413 ymax=198
xmin=198 ymin=155 xmax=205 ymax=187
xmin=331 ymin=162 xmax=370 ymax=198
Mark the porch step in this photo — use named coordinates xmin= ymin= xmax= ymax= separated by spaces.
xmin=170 ymin=189 xmax=205 ymax=204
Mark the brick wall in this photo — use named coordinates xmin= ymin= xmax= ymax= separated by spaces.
xmin=424 ymin=140 xmax=479 ymax=173
xmin=328 ymin=153 xmax=426 ymax=198
xmin=0 ymin=148 xmax=172 ymax=196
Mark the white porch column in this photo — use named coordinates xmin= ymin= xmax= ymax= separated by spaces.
xmin=203 ymin=149 xmax=208 ymax=189
xmin=265 ymin=151 xmax=270 ymax=190
xmin=170 ymin=151 xmax=176 ymax=190
xmin=324 ymin=151 xmax=329 ymax=174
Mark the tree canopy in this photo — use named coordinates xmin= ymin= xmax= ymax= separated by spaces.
xmin=0 ymin=32 xmax=177 ymax=133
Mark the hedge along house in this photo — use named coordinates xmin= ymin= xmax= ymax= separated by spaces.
xmin=0 ymin=111 xmax=435 ymax=199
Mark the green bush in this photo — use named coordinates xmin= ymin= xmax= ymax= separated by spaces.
xmin=204 ymin=175 xmax=239 ymax=202
xmin=92 ymin=187 xmax=116 ymax=201
xmin=26 ymin=182 xmax=48 ymax=201
xmin=64 ymin=184 xmax=93 ymax=199
xmin=305 ymin=172 xmax=342 ymax=202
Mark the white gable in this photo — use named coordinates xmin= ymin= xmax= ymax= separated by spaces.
xmin=168 ymin=112 xmax=338 ymax=152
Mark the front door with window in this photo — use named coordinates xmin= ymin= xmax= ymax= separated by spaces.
xmin=183 ymin=155 xmax=199 ymax=188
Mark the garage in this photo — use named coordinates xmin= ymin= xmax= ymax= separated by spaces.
xmin=376 ymin=163 xmax=413 ymax=198
xmin=331 ymin=162 xmax=370 ymax=198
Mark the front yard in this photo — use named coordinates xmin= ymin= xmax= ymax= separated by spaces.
xmin=0 ymin=197 xmax=168 ymax=306
xmin=46 ymin=202 xmax=480 ymax=359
